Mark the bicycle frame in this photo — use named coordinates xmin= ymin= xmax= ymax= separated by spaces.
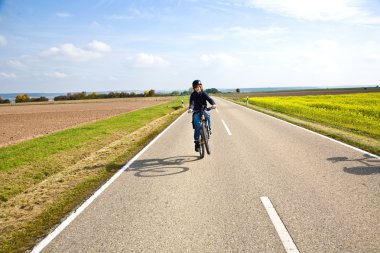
xmin=193 ymin=106 xmax=212 ymax=158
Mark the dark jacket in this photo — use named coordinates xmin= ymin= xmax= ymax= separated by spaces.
xmin=189 ymin=91 xmax=215 ymax=111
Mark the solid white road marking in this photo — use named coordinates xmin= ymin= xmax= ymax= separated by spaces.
xmin=222 ymin=119 xmax=232 ymax=135
xmin=31 ymin=112 xmax=187 ymax=253
xmin=260 ymin=197 xmax=300 ymax=253
xmin=222 ymin=98 xmax=379 ymax=159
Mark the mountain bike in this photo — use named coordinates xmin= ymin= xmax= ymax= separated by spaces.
xmin=193 ymin=106 xmax=213 ymax=159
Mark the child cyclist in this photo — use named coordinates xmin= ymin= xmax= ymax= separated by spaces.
xmin=187 ymin=80 xmax=217 ymax=152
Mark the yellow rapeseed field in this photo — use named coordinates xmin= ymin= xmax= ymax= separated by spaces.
xmin=246 ymin=93 xmax=380 ymax=139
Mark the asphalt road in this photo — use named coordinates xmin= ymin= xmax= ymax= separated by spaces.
xmin=39 ymin=97 xmax=380 ymax=253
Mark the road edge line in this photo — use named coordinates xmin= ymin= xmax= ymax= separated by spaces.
xmin=222 ymin=98 xmax=379 ymax=159
xmin=260 ymin=196 xmax=300 ymax=253
xmin=31 ymin=111 xmax=187 ymax=253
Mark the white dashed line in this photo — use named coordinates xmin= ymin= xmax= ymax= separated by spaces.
xmin=222 ymin=119 xmax=232 ymax=135
xmin=260 ymin=197 xmax=300 ymax=253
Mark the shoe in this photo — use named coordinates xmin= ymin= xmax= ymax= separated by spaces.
xmin=194 ymin=142 xmax=200 ymax=152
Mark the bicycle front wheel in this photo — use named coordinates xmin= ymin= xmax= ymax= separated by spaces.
xmin=201 ymin=123 xmax=211 ymax=155
xmin=199 ymin=139 xmax=205 ymax=159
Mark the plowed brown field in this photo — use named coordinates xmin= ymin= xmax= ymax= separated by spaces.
xmin=0 ymin=97 xmax=173 ymax=147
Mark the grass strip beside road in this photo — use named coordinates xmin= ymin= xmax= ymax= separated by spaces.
xmin=226 ymin=93 xmax=380 ymax=156
xmin=0 ymin=97 xmax=187 ymax=253
xmin=0 ymin=99 xmax=179 ymax=173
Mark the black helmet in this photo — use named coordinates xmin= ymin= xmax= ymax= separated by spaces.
xmin=192 ymin=80 xmax=202 ymax=88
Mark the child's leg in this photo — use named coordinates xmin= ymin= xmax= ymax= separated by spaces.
xmin=204 ymin=111 xmax=211 ymax=129
xmin=193 ymin=113 xmax=202 ymax=142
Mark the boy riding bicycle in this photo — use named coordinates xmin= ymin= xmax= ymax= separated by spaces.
xmin=187 ymin=80 xmax=217 ymax=152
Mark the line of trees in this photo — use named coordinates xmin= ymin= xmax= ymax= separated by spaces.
xmin=0 ymin=96 xmax=11 ymax=104
xmin=15 ymin=94 xmax=48 ymax=103
xmin=1 ymin=87 xmax=230 ymax=104
xmin=54 ymin=89 xmax=158 ymax=101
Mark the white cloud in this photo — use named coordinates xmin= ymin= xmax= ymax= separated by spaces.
xmin=0 ymin=72 xmax=17 ymax=79
xmin=43 ymin=40 xmax=111 ymax=61
xmin=0 ymin=35 xmax=7 ymax=47
xmin=109 ymin=76 xmax=118 ymax=81
xmin=227 ymin=26 xmax=287 ymax=36
xmin=296 ymin=51 xmax=339 ymax=72
xmin=129 ymin=53 xmax=168 ymax=67
xmin=92 ymin=21 xmax=101 ymax=27
xmin=56 ymin=12 xmax=73 ymax=18
xmin=190 ymin=34 xmax=225 ymax=41
xmin=45 ymin=71 xmax=67 ymax=78
xmin=7 ymin=60 xmax=28 ymax=70
xmin=88 ymin=40 xmax=111 ymax=53
xmin=191 ymin=26 xmax=286 ymax=42
xmin=314 ymin=39 xmax=339 ymax=50
xmin=200 ymin=53 xmax=242 ymax=66
xmin=107 ymin=15 xmax=133 ymax=20
xmin=365 ymin=54 xmax=380 ymax=62
xmin=246 ymin=0 xmax=380 ymax=24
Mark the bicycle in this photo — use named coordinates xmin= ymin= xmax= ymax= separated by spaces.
xmin=192 ymin=106 xmax=213 ymax=159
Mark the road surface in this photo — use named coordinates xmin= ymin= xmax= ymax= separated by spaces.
xmin=38 ymin=97 xmax=380 ymax=252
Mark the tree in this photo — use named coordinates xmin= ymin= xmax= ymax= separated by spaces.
xmin=90 ymin=92 xmax=97 ymax=99
xmin=144 ymin=90 xmax=149 ymax=97
xmin=79 ymin=91 xmax=87 ymax=99
xmin=148 ymin=89 xmax=156 ymax=97
xmin=171 ymin=91 xmax=180 ymax=96
xmin=31 ymin=96 xmax=48 ymax=102
xmin=236 ymin=88 xmax=240 ymax=93
xmin=15 ymin=93 xmax=30 ymax=103
xmin=205 ymin=88 xmax=220 ymax=94
xmin=120 ymin=92 xmax=129 ymax=98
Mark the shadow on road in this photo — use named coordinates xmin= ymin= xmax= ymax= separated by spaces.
xmin=129 ymin=156 xmax=199 ymax=177
xmin=327 ymin=154 xmax=380 ymax=175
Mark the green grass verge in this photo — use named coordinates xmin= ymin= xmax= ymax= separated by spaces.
xmin=0 ymin=99 xmax=182 ymax=173
xmin=0 ymin=98 xmax=185 ymax=201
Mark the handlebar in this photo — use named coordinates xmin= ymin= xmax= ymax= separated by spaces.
xmin=191 ymin=106 xmax=214 ymax=113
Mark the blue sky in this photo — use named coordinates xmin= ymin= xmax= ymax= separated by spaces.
xmin=1 ymin=0 xmax=380 ymax=93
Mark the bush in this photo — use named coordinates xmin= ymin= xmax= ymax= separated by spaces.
xmin=54 ymin=96 xmax=67 ymax=101
xmin=31 ymin=96 xmax=49 ymax=102
xmin=205 ymin=88 xmax=220 ymax=94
